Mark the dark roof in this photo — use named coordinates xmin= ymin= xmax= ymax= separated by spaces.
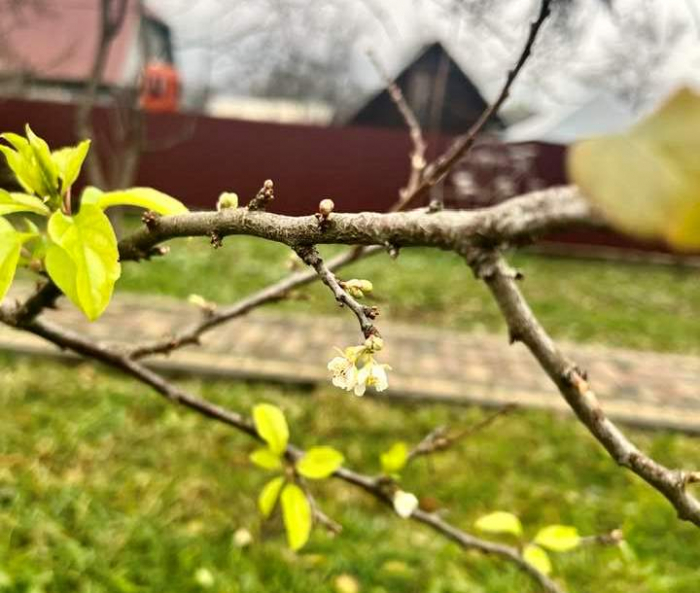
xmin=347 ymin=42 xmax=502 ymax=134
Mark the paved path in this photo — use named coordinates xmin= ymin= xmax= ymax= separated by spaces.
xmin=2 ymin=288 xmax=700 ymax=432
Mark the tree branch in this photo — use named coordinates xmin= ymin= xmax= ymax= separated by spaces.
xmin=128 ymin=246 xmax=384 ymax=359
xmin=408 ymin=404 xmax=516 ymax=462
xmin=400 ymin=0 xmax=553 ymax=209
xmin=294 ymin=245 xmax=379 ymax=339
xmin=16 ymin=315 xmax=562 ymax=593
xmin=367 ymin=50 xmax=427 ymax=208
xmin=118 ymin=186 xmax=595 ymax=262
xmin=467 ymin=249 xmax=700 ymax=527
xmin=75 ymin=0 xmax=129 ymax=192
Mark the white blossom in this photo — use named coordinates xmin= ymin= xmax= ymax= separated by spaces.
xmin=393 ymin=490 xmax=419 ymax=518
xmin=328 ymin=343 xmax=391 ymax=396
xmin=232 ymin=527 xmax=253 ymax=548
xmin=355 ymin=359 xmax=390 ymax=396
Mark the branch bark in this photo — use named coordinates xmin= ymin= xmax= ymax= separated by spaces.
xmin=118 ymin=186 xmax=596 ymax=262
xmin=294 ymin=244 xmax=379 ymax=339
xmin=467 ymin=249 xmax=700 ymax=527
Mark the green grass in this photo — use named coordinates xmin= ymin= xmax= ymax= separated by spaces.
xmin=4 ymin=222 xmax=700 ymax=591
xmin=113 ymin=234 xmax=700 ymax=354
xmin=2 ymin=354 xmax=700 ymax=592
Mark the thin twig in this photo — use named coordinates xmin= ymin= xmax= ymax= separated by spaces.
xmin=367 ymin=49 xmax=427 ymax=204
xmin=294 ymin=245 xmax=379 ymax=339
xmin=398 ymin=0 xmax=553 ymax=210
xmin=129 ymin=246 xmax=384 ymax=359
xmin=579 ymin=529 xmax=624 ymax=548
xmin=408 ymin=404 xmax=516 ymax=461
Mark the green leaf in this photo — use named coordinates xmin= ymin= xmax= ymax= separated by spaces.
xmin=380 ymin=441 xmax=409 ymax=475
xmin=79 ymin=186 xmax=104 ymax=206
xmin=523 ymin=544 xmax=552 ymax=575
xmin=252 ymin=404 xmax=289 ymax=455
xmin=25 ymin=125 xmax=59 ymax=199
xmin=0 ymin=216 xmax=36 ymax=301
xmin=296 ymin=446 xmax=344 ymax=480
xmin=92 ymin=187 xmax=188 ymax=215
xmin=474 ymin=511 xmax=523 ymax=537
xmin=568 ymin=87 xmax=700 ymax=251
xmin=533 ymin=525 xmax=581 ymax=552
xmin=258 ymin=476 xmax=285 ymax=519
xmin=1 ymin=128 xmax=60 ymax=201
xmin=0 ymin=141 xmax=41 ymax=195
xmin=0 ymin=132 xmax=29 ymax=153
xmin=280 ymin=483 xmax=312 ymax=551
xmin=249 ymin=447 xmax=283 ymax=471
xmin=0 ymin=189 xmax=50 ymax=216
xmin=45 ymin=204 xmax=121 ymax=321
xmin=52 ymin=140 xmax=91 ymax=195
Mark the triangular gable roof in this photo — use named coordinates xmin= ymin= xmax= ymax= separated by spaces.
xmin=343 ymin=41 xmax=502 ymax=132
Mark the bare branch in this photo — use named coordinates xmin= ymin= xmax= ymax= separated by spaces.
xmin=408 ymin=404 xmax=516 ymax=461
xmin=75 ymin=0 xmax=130 ymax=191
xmin=467 ymin=249 xmax=700 ymax=527
xmin=367 ymin=50 xmax=427 ymax=206
xmin=400 ymin=0 xmax=553 ymax=209
xmin=294 ymin=245 xmax=379 ymax=339
xmin=128 ymin=246 xmax=384 ymax=359
xmin=118 ymin=186 xmax=596 ymax=263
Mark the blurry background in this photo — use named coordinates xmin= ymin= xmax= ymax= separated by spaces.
xmin=1 ymin=2 xmax=700 ymax=593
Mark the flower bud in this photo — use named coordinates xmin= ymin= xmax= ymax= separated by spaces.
xmin=217 ymin=192 xmax=238 ymax=211
xmin=364 ymin=335 xmax=384 ymax=352
xmin=319 ymin=198 xmax=335 ymax=217
xmin=343 ymin=278 xmax=373 ymax=299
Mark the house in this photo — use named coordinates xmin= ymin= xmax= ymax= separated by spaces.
xmin=0 ymin=0 xmax=176 ymax=103
xmin=343 ymin=42 xmax=503 ymax=134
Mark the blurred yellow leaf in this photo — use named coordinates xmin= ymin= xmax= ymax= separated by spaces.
xmin=533 ymin=524 xmax=581 ymax=552
xmin=474 ymin=511 xmax=523 ymax=537
xmin=523 ymin=544 xmax=552 ymax=575
xmin=568 ymin=87 xmax=700 ymax=251
xmin=334 ymin=573 xmax=360 ymax=593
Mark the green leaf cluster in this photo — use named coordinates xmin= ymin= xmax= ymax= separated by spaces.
xmin=0 ymin=125 xmax=188 ymax=320
xmin=474 ymin=511 xmax=582 ymax=576
xmin=250 ymin=404 xmax=344 ymax=551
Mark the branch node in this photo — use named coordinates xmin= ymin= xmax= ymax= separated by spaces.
xmin=210 ymin=232 xmax=223 ymax=249
xmin=315 ymin=199 xmax=335 ymax=230
xmin=384 ymin=242 xmax=400 ymax=259
xmin=248 ymin=179 xmax=275 ymax=211
xmin=428 ymin=199 xmax=444 ymax=213
xmin=142 ymin=210 xmax=160 ymax=230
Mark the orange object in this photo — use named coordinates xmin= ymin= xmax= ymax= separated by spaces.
xmin=139 ymin=62 xmax=180 ymax=112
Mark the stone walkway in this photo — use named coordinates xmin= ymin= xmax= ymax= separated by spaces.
xmin=1 ymin=288 xmax=700 ymax=432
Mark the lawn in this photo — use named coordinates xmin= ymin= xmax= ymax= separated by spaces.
xmin=3 ymin=223 xmax=700 ymax=593
xmin=2 ymin=354 xmax=700 ymax=593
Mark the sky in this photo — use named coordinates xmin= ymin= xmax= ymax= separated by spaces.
xmin=150 ymin=0 xmax=700 ymax=116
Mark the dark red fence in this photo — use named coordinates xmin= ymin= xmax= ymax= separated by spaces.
xmin=1 ymin=98 xmax=422 ymax=214
xmin=0 ymin=97 xmax=691 ymax=257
